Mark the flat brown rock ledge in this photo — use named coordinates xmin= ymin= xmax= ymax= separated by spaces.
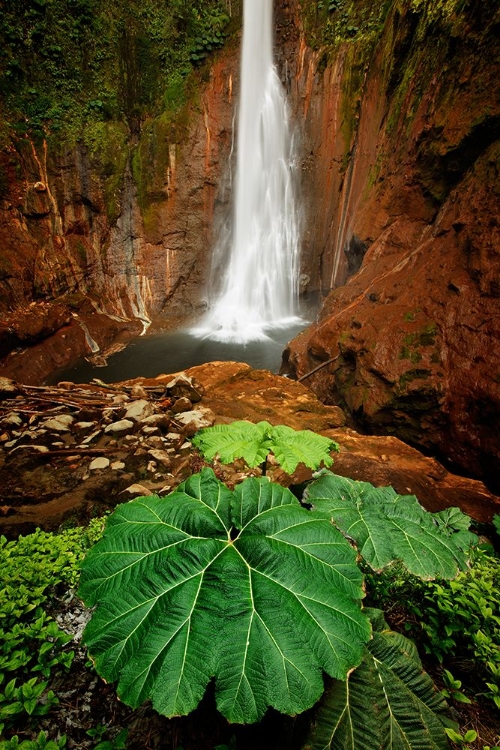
xmin=148 ymin=361 xmax=498 ymax=524
xmin=0 ymin=362 xmax=498 ymax=536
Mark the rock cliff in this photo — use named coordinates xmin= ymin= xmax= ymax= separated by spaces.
xmin=0 ymin=40 xmax=238 ymax=382
xmin=281 ymin=0 xmax=500 ymax=490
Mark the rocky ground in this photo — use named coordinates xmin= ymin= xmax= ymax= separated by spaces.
xmin=1 ymin=360 xmax=499 ymax=540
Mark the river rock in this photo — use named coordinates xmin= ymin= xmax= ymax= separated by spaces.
xmin=164 ymin=373 xmax=204 ymax=403
xmin=104 ymin=419 xmax=134 ymax=434
xmin=148 ymin=449 xmax=171 ymax=468
xmin=89 ymin=457 xmax=110 ymax=470
xmin=43 ymin=415 xmax=75 ymax=432
xmin=2 ymin=413 xmax=23 ymax=427
xmin=130 ymin=385 xmax=148 ymax=399
xmin=172 ymin=397 xmax=193 ymax=414
xmin=124 ymin=400 xmax=155 ymax=422
xmin=141 ymin=414 xmax=170 ymax=429
xmin=174 ymin=407 xmax=216 ymax=434
xmin=0 ymin=378 xmax=18 ymax=399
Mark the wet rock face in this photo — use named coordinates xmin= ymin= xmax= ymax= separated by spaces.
xmin=281 ymin=0 xmax=500 ymax=489
xmin=0 ymin=46 xmax=238 ymax=377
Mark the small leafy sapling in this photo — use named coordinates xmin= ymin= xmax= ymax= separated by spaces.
xmin=191 ymin=420 xmax=339 ymax=475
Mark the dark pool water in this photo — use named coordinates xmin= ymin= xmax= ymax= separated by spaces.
xmin=47 ymin=321 xmax=308 ymax=385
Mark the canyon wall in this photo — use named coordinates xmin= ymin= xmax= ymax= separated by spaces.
xmin=281 ymin=0 xmax=500 ymax=489
xmin=0 ymin=41 xmax=238 ymax=381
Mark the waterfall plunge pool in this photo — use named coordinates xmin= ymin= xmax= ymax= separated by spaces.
xmin=46 ymin=319 xmax=308 ymax=385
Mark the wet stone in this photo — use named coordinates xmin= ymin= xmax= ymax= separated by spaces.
xmin=148 ymin=449 xmax=171 ymax=468
xmin=125 ymin=400 xmax=155 ymax=422
xmin=89 ymin=457 xmax=110 ymax=470
xmin=172 ymin=397 xmax=193 ymax=414
xmin=2 ymin=413 xmax=23 ymax=427
xmin=43 ymin=415 xmax=75 ymax=432
xmin=130 ymin=385 xmax=148 ymax=399
xmin=104 ymin=419 xmax=134 ymax=434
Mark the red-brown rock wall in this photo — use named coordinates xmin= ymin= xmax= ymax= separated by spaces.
xmin=0 ymin=47 xmax=239 ymax=378
xmin=283 ymin=0 xmax=500 ymax=490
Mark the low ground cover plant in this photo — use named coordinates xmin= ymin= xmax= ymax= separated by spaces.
xmin=366 ymin=541 xmax=500 ymax=711
xmin=0 ymin=522 xmax=104 ymax=744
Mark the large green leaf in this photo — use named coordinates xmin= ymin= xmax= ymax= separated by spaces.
xmin=191 ymin=420 xmax=272 ymax=467
xmin=192 ymin=420 xmax=339 ymax=473
xmin=304 ymin=609 xmax=454 ymax=750
xmin=79 ymin=469 xmax=370 ymax=723
xmin=267 ymin=424 xmax=338 ymax=473
xmin=305 ymin=472 xmax=476 ymax=579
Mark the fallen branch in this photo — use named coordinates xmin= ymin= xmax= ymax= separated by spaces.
xmin=297 ymin=355 xmax=340 ymax=382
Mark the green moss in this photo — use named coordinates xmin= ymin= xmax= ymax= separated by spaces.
xmin=398 ymin=368 xmax=432 ymax=389
xmin=0 ymin=0 xmax=230 ymax=144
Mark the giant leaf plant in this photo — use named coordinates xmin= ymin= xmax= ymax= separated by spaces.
xmin=191 ymin=420 xmax=339 ymax=474
xmin=79 ymin=468 xmax=370 ymax=723
xmin=79 ymin=422 xmax=477 ymax=747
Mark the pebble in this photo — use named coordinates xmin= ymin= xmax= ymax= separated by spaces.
xmin=148 ymin=449 xmax=171 ymax=468
xmin=142 ymin=426 xmax=160 ymax=435
xmin=172 ymin=397 xmax=193 ymax=414
xmin=122 ymin=483 xmax=151 ymax=497
xmin=130 ymin=385 xmax=148 ymax=399
xmin=12 ymin=444 xmax=49 ymax=453
xmin=111 ymin=461 xmax=125 ymax=470
xmin=174 ymin=408 xmax=215 ymax=431
xmin=82 ymin=429 xmax=102 ymax=444
xmin=2 ymin=413 xmax=23 ymax=427
xmin=89 ymin=457 xmax=110 ymax=470
xmin=43 ymin=415 xmax=75 ymax=432
xmin=74 ymin=422 xmax=96 ymax=431
xmin=125 ymin=400 xmax=155 ymax=422
xmin=104 ymin=419 xmax=134 ymax=434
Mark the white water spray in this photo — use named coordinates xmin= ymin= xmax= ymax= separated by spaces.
xmin=195 ymin=0 xmax=301 ymax=343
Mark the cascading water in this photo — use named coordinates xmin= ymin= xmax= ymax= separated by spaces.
xmin=194 ymin=0 xmax=302 ymax=343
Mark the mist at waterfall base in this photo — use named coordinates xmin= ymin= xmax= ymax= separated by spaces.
xmin=193 ymin=0 xmax=303 ymax=344
xmin=47 ymin=318 xmax=308 ymax=385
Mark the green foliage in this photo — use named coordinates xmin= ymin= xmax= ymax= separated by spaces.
xmin=0 ymin=0 xmax=231 ymax=139
xmin=494 ymin=514 xmax=500 ymax=538
xmin=79 ymin=450 xmax=479 ymax=742
xmin=0 ymin=730 xmax=66 ymax=749
xmin=79 ymin=468 xmax=370 ymax=723
xmin=86 ymin=726 xmax=128 ymax=750
xmin=192 ymin=420 xmax=339 ymax=474
xmin=189 ymin=6 xmax=230 ymax=64
xmin=299 ymin=0 xmax=392 ymax=51
xmin=0 ymin=676 xmax=59 ymax=722
xmin=305 ymin=472 xmax=476 ymax=578
xmin=304 ymin=609 xmax=453 ymax=750
xmin=366 ymin=547 xmax=500 ymax=709
xmin=440 ymin=670 xmax=471 ymax=704
xmin=0 ymin=520 xmax=104 ymax=736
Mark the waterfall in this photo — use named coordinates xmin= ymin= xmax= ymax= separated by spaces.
xmin=194 ymin=0 xmax=302 ymax=343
